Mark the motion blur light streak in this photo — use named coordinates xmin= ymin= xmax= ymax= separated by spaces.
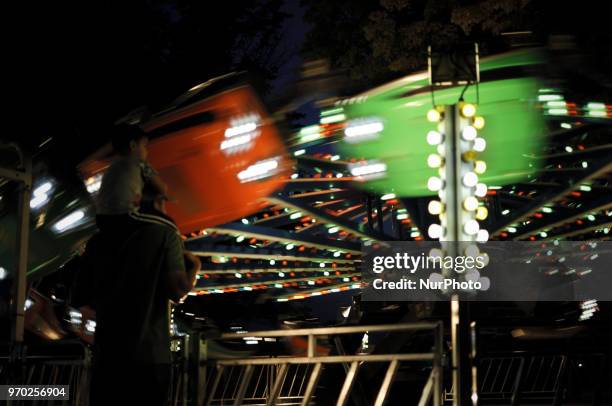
xmin=344 ymin=119 xmax=384 ymax=143
xmin=348 ymin=160 xmax=387 ymax=179
xmin=237 ymin=158 xmax=280 ymax=183
xmin=53 ymin=210 xmax=86 ymax=232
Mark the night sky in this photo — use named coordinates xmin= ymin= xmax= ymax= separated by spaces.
xmin=7 ymin=0 xmax=312 ymax=168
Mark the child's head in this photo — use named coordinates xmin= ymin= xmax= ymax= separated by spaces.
xmin=111 ymin=124 xmax=149 ymax=160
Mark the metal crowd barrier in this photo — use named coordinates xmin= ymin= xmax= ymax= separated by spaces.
xmin=0 ymin=337 xmax=191 ymax=406
xmin=202 ymin=322 xmax=444 ymax=406
xmin=0 ymin=341 xmax=91 ymax=406
xmin=445 ymin=354 xmax=568 ymax=405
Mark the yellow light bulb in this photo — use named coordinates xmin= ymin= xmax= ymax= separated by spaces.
xmin=428 ymin=200 xmax=444 ymax=215
xmin=427 ymin=108 xmax=442 ymax=122
xmin=462 ymin=151 xmax=478 ymax=162
xmin=474 ymin=160 xmax=487 ymax=174
xmin=476 ymin=206 xmax=488 ymax=220
xmin=473 ymin=116 xmax=485 ymax=130
xmin=460 ymin=103 xmax=476 ymax=118
xmin=463 ymin=196 xmax=479 ymax=211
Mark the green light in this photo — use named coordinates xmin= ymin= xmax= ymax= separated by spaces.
xmin=294 ymin=149 xmax=306 ymax=156
xmin=299 ymin=125 xmax=321 ymax=143
xmin=507 ymin=227 xmax=517 ymax=233
xmin=328 ymin=226 xmax=340 ymax=233
xmin=587 ymin=110 xmax=606 ymax=117
xmin=320 ymin=113 xmax=346 ymax=124
xmin=546 ymin=101 xmax=567 ymax=107
xmin=538 ymin=94 xmax=563 ymax=102
xmin=321 ymin=107 xmax=344 ymax=117
xmin=560 ymin=123 xmax=572 ymax=129
xmin=542 ymin=207 xmax=553 ymax=213
xmin=381 ymin=193 xmax=396 ymax=200
xmin=587 ymin=214 xmax=596 ymax=221
xmin=548 ymin=108 xmax=568 ymax=115
xmin=579 ymin=184 xmax=592 ymax=192
xmin=236 ymin=235 xmax=245 ymax=242
xmin=300 ymin=124 xmax=320 ymax=135
xmin=300 ymin=133 xmax=321 ymax=143
xmin=586 ymin=102 xmax=606 ymax=110
xmin=397 ymin=213 xmax=409 ymax=220
xmin=289 ymin=211 xmax=303 ymax=220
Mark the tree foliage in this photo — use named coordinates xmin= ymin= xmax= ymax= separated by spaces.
xmin=301 ymin=0 xmax=610 ymax=89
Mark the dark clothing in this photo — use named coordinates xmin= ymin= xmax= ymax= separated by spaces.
xmin=84 ymin=222 xmax=184 ymax=405
xmin=90 ymin=360 xmax=171 ymax=406
xmin=95 ymin=213 xmax=145 ymax=235
xmin=96 ymin=211 xmax=179 ymax=236
xmin=83 ymin=223 xmax=185 ymax=363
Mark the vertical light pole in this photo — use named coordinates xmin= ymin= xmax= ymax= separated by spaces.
xmin=426 ymin=102 xmax=488 ymax=405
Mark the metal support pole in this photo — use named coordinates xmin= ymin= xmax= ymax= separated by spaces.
xmin=188 ymin=332 xmax=203 ymax=406
xmin=4 ymin=150 xmax=31 ymax=384
xmin=444 ymin=105 xmax=474 ymax=405
xmin=433 ymin=322 xmax=443 ymax=406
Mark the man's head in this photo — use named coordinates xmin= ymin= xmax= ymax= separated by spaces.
xmin=141 ymin=184 xmax=168 ymax=214
xmin=111 ymin=124 xmax=149 ymax=160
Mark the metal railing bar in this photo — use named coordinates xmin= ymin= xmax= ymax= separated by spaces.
xmin=373 ymin=359 xmax=399 ymax=406
xmin=417 ymin=370 xmax=435 ymax=406
xmin=490 ymin=358 xmax=503 ymax=394
xmin=296 ymin=364 xmax=308 ymax=397
xmin=233 ymin=364 xmax=254 ymax=406
xmin=216 ymin=353 xmax=434 ymax=366
xmin=220 ymin=323 xmax=438 ymax=339
xmin=225 ymin=365 xmax=237 ymax=400
xmin=531 ymin=356 xmax=545 ymax=392
xmin=252 ymin=365 xmax=265 ymax=399
xmin=300 ymin=363 xmax=322 ymax=406
xmin=290 ymin=364 xmax=302 ymax=397
xmin=336 ymin=361 xmax=359 ymax=406
xmin=265 ymin=363 xmax=288 ymax=406
xmin=205 ymin=365 xmax=225 ymax=406
xmin=480 ymin=358 xmax=493 ymax=393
